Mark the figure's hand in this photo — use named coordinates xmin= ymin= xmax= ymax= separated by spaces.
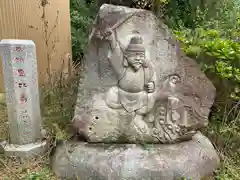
xmin=147 ymin=82 xmax=155 ymax=93
xmin=102 ymin=28 xmax=114 ymax=41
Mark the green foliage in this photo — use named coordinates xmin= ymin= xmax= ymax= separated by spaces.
xmin=70 ymin=0 xmax=97 ymax=62
xmin=24 ymin=168 xmax=56 ymax=180
xmin=170 ymin=0 xmax=240 ymax=122
xmin=163 ymin=0 xmax=240 ymax=31
xmin=69 ymin=0 xmax=240 ymax=119
xmin=175 ymin=28 xmax=240 ymax=99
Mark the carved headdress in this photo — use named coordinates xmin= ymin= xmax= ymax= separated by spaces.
xmin=126 ymin=31 xmax=145 ymax=52
xmin=123 ymin=31 xmax=148 ymax=68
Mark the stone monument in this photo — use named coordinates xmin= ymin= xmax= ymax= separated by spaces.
xmin=51 ymin=4 xmax=220 ymax=180
xmin=0 ymin=40 xmax=46 ymax=158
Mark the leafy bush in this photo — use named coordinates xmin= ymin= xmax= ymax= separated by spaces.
xmin=70 ymin=0 xmax=97 ymax=62
xmin=172 ymin=0 xmax=240 ymax=122
xmin=175 ymin=28 xmax=240 ymax=99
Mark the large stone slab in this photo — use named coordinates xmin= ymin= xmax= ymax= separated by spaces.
xmin=72 ymin=4 xmax=216 ymax=144
xmin=51 ymin=132 xmax=220 ymax=180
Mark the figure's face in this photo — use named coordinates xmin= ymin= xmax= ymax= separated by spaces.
xmin=170 ymin=75 xmax=180 ymax=85
xmin=126 ymin=51 xmax=145 ymax=71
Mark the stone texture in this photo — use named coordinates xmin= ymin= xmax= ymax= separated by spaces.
xmin=0 ymin=140 xmax=47 ymax=158
xmin=51 ymin=132 xmax=220 ymax=180
xmin=72 ymin=4 xmax=216 ymax=144
xmin=0 ymin=40 xmax=46 ymax=157
xmin=97 ymin=0 xmax=134 ymax=7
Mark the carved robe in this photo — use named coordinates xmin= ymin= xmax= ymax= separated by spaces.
xmin=105 ymin=41 xmax=157 ymax=115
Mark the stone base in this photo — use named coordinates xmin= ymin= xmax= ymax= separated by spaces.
xmin=0 ymin=140 xmax=47 ymax=158
xmin=51 ymin=132 xmax=220 ymax=180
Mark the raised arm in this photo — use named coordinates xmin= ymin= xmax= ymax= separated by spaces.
xmin=102 ymin=28 xmax=125 ymax=79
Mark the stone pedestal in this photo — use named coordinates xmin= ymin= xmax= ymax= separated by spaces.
xmin=51 ymin=132 xmax=220 ymax=180
xmin=0 ymin=141 xmax=47 ymax=158
xmin=0 ymin=39 xmax=46 ymax=158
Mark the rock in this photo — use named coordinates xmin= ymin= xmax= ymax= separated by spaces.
xmin=51 ymin=132 xmax=220 ymax=180
xmin=51 ymin=4 xmax=220 ymax=179
xmin=72 ymin=4 xmax=216 ymax=144
xmin=97 ymin=0 xmax=134 ymax=7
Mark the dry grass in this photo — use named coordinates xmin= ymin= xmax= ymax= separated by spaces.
xmin=0 ymin=103 xmax=8 ymax=141
xmin=203 ymin=101 xmax=240 ymax=180
xmin=0 ymin=101 xmax=58 ymax=180
xmin=0 ymin=154 xmax=57 ymax=180
xmin=0 ymin=65 xmax=82 ymax=180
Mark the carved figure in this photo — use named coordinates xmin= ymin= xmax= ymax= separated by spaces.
xmin=97 ymin=29 xmax=159 ymax=134
xmin=103 ymin=29 xmax=156 ymax=116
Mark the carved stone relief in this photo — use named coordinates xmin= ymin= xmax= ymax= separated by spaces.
xmin=72 ymin=4 xmax=216 ymax=144
xmin=51 ymin=5 xmax=220 ymax=180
